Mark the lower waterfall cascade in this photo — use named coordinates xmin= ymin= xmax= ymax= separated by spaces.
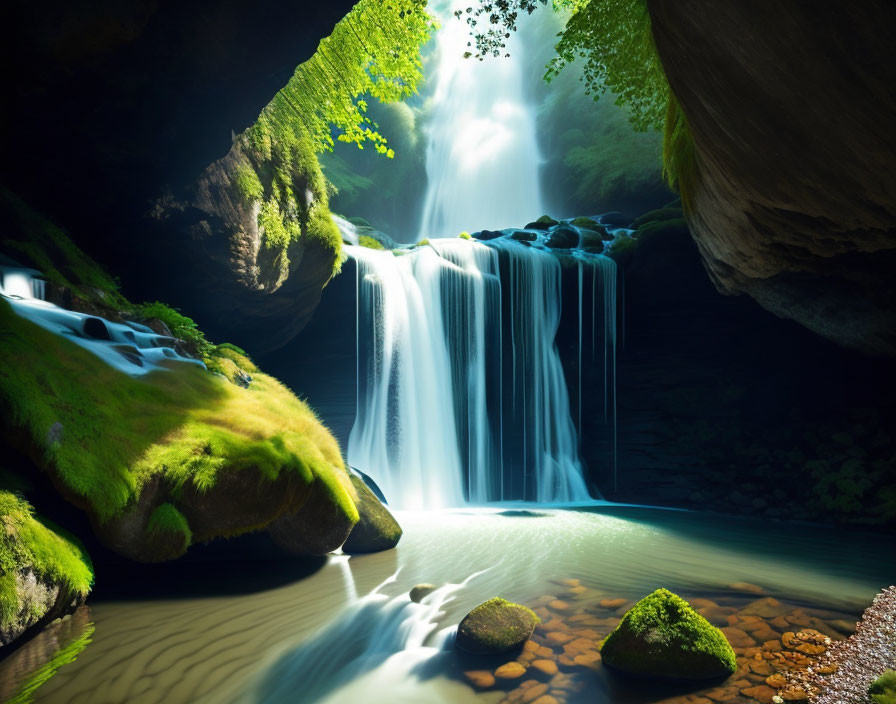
xmin=342 ymin=221 xmax=618 ymax=510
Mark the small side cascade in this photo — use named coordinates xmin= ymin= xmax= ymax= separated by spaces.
xmin=0 ymin=263 xmax=204 ymax=375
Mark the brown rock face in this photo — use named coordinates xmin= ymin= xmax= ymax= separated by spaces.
xmin=647 ymin=1 xmax=896 ymax=355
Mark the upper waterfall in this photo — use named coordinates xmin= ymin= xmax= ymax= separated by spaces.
xmin=418 ymin=2 xmax=544 ymax=239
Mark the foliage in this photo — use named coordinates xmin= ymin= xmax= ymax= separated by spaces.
xmin=415 ymin=238 xmax=431 ymax=247
xmin=321 ymin=101 xmax=428 ymax=240
xmin=0 ymin=491 xmax=93 ymax=630
xmin=870 ymin=670 xmax=896 ymax=704
xmin=268 ymin=0 xmax=436 ymax=157
xmin=460 ymin=0 xmax=696 ymax=204
xmin=132 ymin=301 xmax=215 ymax=359
xmin=458 ymin=232 xmax=472 ymax=240
xmin=601 ymin=589 xmax=736 ymax=679
xmin=359 ymin=235 xmax=386 ymax=250
xmin=0 ymin=299 xmax=353 ymax=529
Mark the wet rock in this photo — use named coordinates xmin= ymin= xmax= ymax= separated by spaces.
xmin=463 ymin=670 xmax=495 ymax=689
xmin=601 ymin=588 xmax=737 ymax=681
xmin=456 ymin=598 xmax=539 ymax=655
xmin=494 ymin=661 xmax=527 ymax=680
xmin=531 ymin=659 xmax=558 ymax=676
xmin=525 ymin=215 xmax=559 ymax=230
xmin=511 ymin=230 xmax=538 ymax=242
xmin=82 ymin=316 xmax=111 ymax=340
xmin=410 ymin=584 xmax=437 ymax=603
xmin=545 ymin=225 xmax=579 ymax=249
xmin=341 ymin=474 xmax=402 ymax=553
xmin=474 ymin=229 xmax=504 ymax=240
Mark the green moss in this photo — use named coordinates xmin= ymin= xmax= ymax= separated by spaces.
xmin=148 ymin=503 xmax=192 ymax=542
xmin=234 ymin=164 xmax=264 ymax=203
xmin=358 ymin=235 xmax=385 ymax=250
xmin=415 ymin=239 xmax=430 ymax=247
xmin=0 ymin=299 xmax=349 ymax=531
xmin=601 ymin=588 xmax=736 ymax=681
xmin=456 ymin=597 xmax=539 ymax=654
xmin=631 ymin=207 xmax=684 ymax=229
xmin=5 ymin=621 xmax=95 ymax=704
xmin=0 ymin=189 xmax=126 ymax=307
xmin=211 ymin=345 xmax=258 ymax=374
xmin=131 ymin=301 xmax=214 ymax=359
xmin=536 ymin=215 xmax=559 ymax=226
xmin=871 ymin=670 xmax=896 ymax=704
xmin=662 ymin=94 xmax=699 ymax=213
xmin=0 ymin=491 xmax=93 ymax=631
xmin=458 ymin=232 xmax=472 ymax=240
xmin=570 ymin=216 xmax=601 ymax=229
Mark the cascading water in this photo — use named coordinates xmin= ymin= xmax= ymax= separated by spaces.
xmin=418 ymin=1 xmax=543 ymax=238
xmin=341 ymin=4 xmax=619 ymax=509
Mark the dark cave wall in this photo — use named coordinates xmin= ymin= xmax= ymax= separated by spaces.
xmin=646 ymin=0 xmax=896 ymax=356
xmin=0 ymin=0 xmax=355 ymax=333
xmin=581 ymin=225 xmax=896 ymax=527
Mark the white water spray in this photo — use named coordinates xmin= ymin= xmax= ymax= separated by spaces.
xmin=418 ymin=1 xmax=544 ymax=238
xmin=248 ymin=571 xmax=487 ymax=704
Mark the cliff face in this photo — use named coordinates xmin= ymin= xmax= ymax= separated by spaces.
xmin=647 ymin=0 xmax=896 ymax=355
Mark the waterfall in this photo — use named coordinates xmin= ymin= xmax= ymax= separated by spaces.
xmin=344 ymin=231 xmax=616 ymax=509
xmin=346 ymin=240 xmax=501 ymax=509
xmin=338 ymin=2 xmax=618 ymax=509
xmin=417 ymin=1 xmax=543 ymax=238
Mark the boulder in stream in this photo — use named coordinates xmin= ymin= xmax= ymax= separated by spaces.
xmin=455 ymin=597 xmax=539 ymax=655
xmin=600 ymin=588 xmax=737 ymax=681
xmin=341 ymin=474 xmax=402 ymax=553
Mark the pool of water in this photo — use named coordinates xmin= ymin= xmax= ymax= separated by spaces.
xmin=3 ymin=506 xmax=891 ymax=703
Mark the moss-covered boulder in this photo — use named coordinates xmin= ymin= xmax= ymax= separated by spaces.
xmin=545 ymin=224 xmax=579 ymax=249
xmin=871 ymin=670 xmax=896 ymax=704
xmin=455 ymin=597 xmax=539 ymax=655
xmin=341 ymin=475 xmax=402 ymax=553
xmin=0 ymin=297 xmax=358 ymax=562
xmin=0 ymin=491 xmax=93 ymax=648
xmin=524 ymin=215 xmax=559 ymax=231
xmin=600 ymin=589 xmax=736 ymax=681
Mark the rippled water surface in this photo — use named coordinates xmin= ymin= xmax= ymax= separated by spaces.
xmin=3 ymin=506 xmax=891 ymax=704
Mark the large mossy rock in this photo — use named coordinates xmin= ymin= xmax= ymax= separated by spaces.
xmin=455 ymin=597 xmax=539 ymax=655
xmin=0 ymin=491 xmax=92 ymax=648
xmin=600 ymin=589 xmax=736 ymax=681
xmin=0 ymin=298 xmax=357 ymax=563
xmin=341 ymin=475 xmax=402 ymax=553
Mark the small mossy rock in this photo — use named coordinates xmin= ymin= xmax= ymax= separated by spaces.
xmin=631 ymin=207 xmax=685 ymax=229
xmin=600 ymin=588 xmax=736 ymax=681
xmin=510 ymin=230 xmax=537 ymax=242
xmin=580 ymin=228 xmax=610 ymax=252
xmin=456 ymin=597 xmax=539 ymax=655
xmin=545 ymin=224 xmax=579 ymax=249
xmin=870 ymin=670 xmax=896 ymax=704
xmin=473 ymin=229 xmax=504 ymax=241
xmin=525 ymin=215 xmax=558 ymax=230
xmin=410 ymin=584 xmax=437 ymax=603
xmin=570 ymin=216 xmax=601 ymax=229
xmin=342 ymin=474 xmax=402 ymax=553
